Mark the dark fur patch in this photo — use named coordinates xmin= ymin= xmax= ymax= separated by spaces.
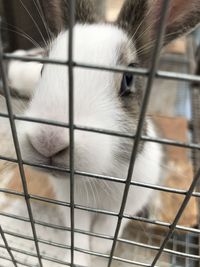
xmin=40 ymin=0 xmax=98 ymax=37
xmin=116 ymin=0 xmax=149 ymax=60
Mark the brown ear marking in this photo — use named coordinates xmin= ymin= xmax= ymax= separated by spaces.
xmin=117 ymin=0 xmax=200 ymax=59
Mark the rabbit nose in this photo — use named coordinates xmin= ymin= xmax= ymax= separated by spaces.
xmin=28 ymin=128 xmax=69 ymax=158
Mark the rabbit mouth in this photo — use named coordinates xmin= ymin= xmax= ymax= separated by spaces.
xmin=49 ymin=158 xmax=70 ymax=176
xmin=32 ymin=155 xmax=70 ymax=177
xmin=25 ymin=159 xmax=70 ymax=179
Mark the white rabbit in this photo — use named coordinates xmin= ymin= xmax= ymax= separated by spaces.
xmin=1 ymin=0 xmax=200 ymax=266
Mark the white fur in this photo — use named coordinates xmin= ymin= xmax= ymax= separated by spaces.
xmin=3 ymin=24 xmax=162 ymax=267
xmin=8 ymin=50 xmax=42 ymax=98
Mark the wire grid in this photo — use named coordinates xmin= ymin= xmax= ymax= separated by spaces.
xmin=0 ymin=0 xmax=200 ymax=266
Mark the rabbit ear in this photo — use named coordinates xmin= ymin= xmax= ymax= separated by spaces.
xmin=117 ymin=0 xmax=200 ymax=59
xmin=40 ymin=0 xmax=97 ymax=36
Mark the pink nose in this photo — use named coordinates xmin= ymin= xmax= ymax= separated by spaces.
xmin=29 ymin=127 xmax=69 ymax=158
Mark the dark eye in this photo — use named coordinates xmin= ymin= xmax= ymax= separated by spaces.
xmin=119 ymin=63 xmax=137 ymax=97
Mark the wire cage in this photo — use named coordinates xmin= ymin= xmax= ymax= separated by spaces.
xmin=0 ymin=0 xmax=200 ymax=267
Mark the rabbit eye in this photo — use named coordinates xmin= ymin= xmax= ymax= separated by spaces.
xmin=119 ymin=63 xmax=137 ymax=97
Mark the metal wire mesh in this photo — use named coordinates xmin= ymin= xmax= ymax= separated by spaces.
xmin=0 ymin=0 xmax=200 ymax=266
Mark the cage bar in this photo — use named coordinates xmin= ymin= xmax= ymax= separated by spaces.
xmin=68 ymin=0 xmax=76 ymax=265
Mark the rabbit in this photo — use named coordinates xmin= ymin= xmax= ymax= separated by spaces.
xmin=1 ymin=0 xmax=200 ymax=266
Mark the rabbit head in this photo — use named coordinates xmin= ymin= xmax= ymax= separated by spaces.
xmin=18 ymin=0 xmax=200 ymax=183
